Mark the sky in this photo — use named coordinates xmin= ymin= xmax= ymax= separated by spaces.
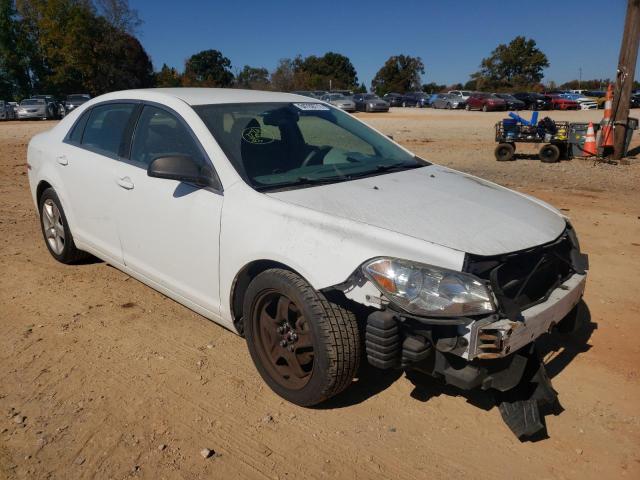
xmin=130 ymin=0 xmax=634 ymax=87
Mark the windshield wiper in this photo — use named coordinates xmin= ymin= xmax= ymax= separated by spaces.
xmin=254 ymin=175 xmax=349 ymax=192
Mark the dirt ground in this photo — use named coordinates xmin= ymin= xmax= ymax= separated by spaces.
xmin=1 ymin=108 xmax=639 ymax=480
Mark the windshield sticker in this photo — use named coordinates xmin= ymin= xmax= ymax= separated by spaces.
xmin=241 ymin=127 xmax=275 ymax=144
xmin=292 ymin=103 xmax=330 ymax=111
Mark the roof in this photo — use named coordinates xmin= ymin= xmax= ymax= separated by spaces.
xmin=103 ymin=88 xmax=313 ymax=106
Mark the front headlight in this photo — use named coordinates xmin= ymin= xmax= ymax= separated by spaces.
xmin=363 ymin=258 xmax=495 ymax=317
xmin=369 ymin=102 xmax=374 ymax=107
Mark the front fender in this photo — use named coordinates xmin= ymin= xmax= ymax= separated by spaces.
xmin=219 ymin=182 xmax=465 ymax=322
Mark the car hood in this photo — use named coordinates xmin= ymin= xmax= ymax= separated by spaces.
xmin=269 ymin=165 xmax=566 ymax=256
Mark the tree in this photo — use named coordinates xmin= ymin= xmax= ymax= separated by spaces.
xmin=421 ymin=82 xmax=446 ymax=93
xmin=0 ymin=0 xmax=36 ymax=99
xmin=93 ymin=0 xmax=140 ymax=33
xmin=270 ymin=58 xmax=295 ymax=91
xmin=354 ymin=82 xmax=367 ymax=93
xmin=183 ymin=49 xmax=233 ymax=87
xmin=559 ymin=78 xmax=611 ymax=90
xmin=371 ymin=55 xmax=424 ymax=96
xmin=236 ymin=65 xmax=270 ymax=89
xmin=471 ymin=36 xmax=549 ymax=90
xmin=155 ymin=63 xmax=182 ymax=87
xmin=14 ymin=0 xmax=153 ymax=96
xmin=294 ymin=52 xmax=358 ymax=90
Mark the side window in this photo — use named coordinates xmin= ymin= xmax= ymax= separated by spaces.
xmin=81 ymin=103 xmax=136 ymax=156
xmin=130 ymin=105 xmax=205 ymax=167
xmin=68 ymin=109 xmax=91 ymax=144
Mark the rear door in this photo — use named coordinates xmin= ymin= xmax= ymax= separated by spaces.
xmin=112 ymin=104 xmax=223 ymax=316
xmin=59 ymin=102 xmax=138 ymax=264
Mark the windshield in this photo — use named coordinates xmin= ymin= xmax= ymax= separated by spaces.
xmin=195 ymin=102 xmax=427 ymax=191
xmin=20 ymin=99 xmax=43 ymax=106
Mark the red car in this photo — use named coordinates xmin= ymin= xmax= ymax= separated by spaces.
xmin=545 ymin=94 xmax=579 ymax=110
xmin=465 ymin=93 xmax=507 ymax=112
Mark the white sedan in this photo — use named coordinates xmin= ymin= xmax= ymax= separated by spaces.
xmin=27 ymin=88 xmax=588 ymax=408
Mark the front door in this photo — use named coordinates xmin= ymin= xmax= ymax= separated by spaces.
xmin=112 ymin=104 xmax=223 ymax=317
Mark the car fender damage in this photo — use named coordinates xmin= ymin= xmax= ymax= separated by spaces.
xmin=330 ymin=225 xmax=588 ymax=440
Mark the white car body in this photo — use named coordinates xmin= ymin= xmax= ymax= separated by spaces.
xmin=27 ymin=88 xmax=586 ymax=365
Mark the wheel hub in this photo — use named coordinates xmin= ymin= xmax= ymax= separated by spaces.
xmin=253 ymin=292 xmax=314 ymax=390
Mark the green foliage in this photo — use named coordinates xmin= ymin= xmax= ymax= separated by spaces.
xmin=0 ymin=0 xmax=34 ymax=99
xmin=183 ymin=49 xmax=234 ymax=87
xmin=293 ymin=52 xmax=358 ymax=90
xmin=269 ymin=53 xmax=358 ymax=91
xmin=354 ymin=82 xmax=367 ymax=93
xmin=371 ymin=55 xmax=424 ymax=96
xmin=155 ymin=63 xmax=182 ymax=87
xmin=2 ymin=0 xmax=153 ymax=98
xmin=471 ymin=36 xmax=549 ymax=91
xmin=236 ymin=65 xmax=270 ymax=89
xmin=421 ymin=82 xmax=446 ymax=93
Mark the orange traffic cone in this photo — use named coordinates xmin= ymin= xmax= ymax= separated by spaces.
xmin=583 ymin=122 xmax=597 ymax=156
xmin=600 ymin=84 xmax=614 ymax=148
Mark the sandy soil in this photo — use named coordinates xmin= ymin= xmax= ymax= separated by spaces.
xmin=1 ymin=108 xmax=639 ymax=479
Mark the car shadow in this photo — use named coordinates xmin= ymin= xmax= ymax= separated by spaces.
xmin=511 ymin=153 xmax=571 ymax=162
xmin=535 ymin=300 xmax=595 ymax=380
xmin=316 ymin=363 xmax=403 ymax=410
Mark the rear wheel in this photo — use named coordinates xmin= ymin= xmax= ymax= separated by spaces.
xmin=244 ymin=269 xmax=361 ymax=406
xmin=539 ymin=144 xmax=560 ymax=163
xmin=38 ymin=188 xmax=89 ymax=263
xmin=494 ymin=143 xmax=515 ymax=161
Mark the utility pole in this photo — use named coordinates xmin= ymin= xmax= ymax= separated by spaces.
xmin=613 ymin=0 xmax=640 ymax=161
xmin=579 ymin=67 xmax=582 ymax=89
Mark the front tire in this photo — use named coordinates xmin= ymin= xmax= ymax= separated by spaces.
xmin=38 ymin=188 xmax=89 ymax=263
xmin=244 ymin=269 xmax=361 ymax=406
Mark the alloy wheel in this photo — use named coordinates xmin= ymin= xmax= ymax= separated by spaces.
xmin=42 ymin=199 xmax=65 ymax=255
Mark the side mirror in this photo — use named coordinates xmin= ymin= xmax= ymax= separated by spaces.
xmin=147 ymin=155 xmax=216 ymax=188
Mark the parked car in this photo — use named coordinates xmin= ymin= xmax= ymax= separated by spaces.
xmin=448 ymin=90 xmax=473 ymax=101
xmin=17 ymin=98 xmax=48 ymax=120
xmin=582 ymin=91 xmax=606 ymax=109
xmin=512 ymin=92 xmax=552 ymax=110
xmin=465 ymin=93 xmax=506 ymax=111
xmin=291 ymin=91 xmax=318 ymax=99
xmin=493 ymin=93 xmax=525 ymax=110
xmin=431 ymin=93 xmax=466 ymax=109
xmin=329 ymin=90 xmax=353 ymax=97
xmin=352 ymin=93 xmax=389 ymax=112
xmin=33 ymin=94 xmax=63 ymax=119
xmin=27 ymin=88 xmax=588 ymax=410
xmin=630 ymin=94 xmax=640 ymax=108
xmin=545 ymin=94 xmax=579 ymax=110
xmin=382 ymin=92 xmax=404 ymax=107
xmin=401 ymin=92 xmax=430 ymax=108
xmin=557 ymin=93 xmax=597 ymax=110
xmin=64 ymin=94 xmax=91 ymax=113
xmin=0 ymin=100 xmax=16 ymax=120
xmin=320 ymin=93 xmax=356 ymax=112
xmin=427 ymin=93 xmax=440 ymax=106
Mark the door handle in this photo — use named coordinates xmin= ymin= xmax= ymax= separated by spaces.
xmin=116 ymin=177 xmax=134 ymax=190
xmin=56 ymin=155 xmax=68 ymax=166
